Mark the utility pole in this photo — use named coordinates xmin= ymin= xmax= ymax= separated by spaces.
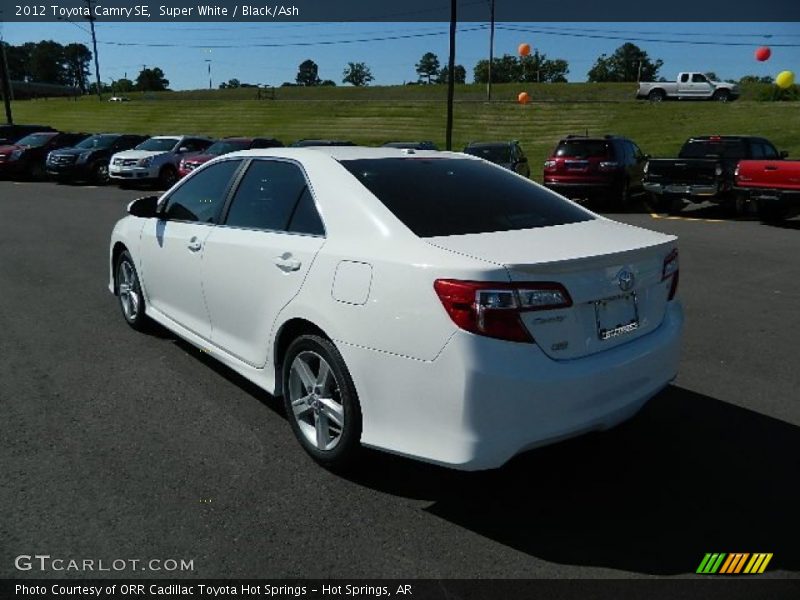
xmin=0 ymin=40 xmax=13 ymax=124
xmin=84 ymin=0 xmax=102 ymax=100
xmin=445 ymin=0 xmax=457 ymax=151
xmin=487 ymin=0 xmax=495 ymax=101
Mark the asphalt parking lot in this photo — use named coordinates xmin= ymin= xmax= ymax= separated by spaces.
xmin=1 ymin=180 xmax=798 ymax=579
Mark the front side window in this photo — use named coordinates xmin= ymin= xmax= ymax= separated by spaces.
xmin=161 ymin=160 xmax=242 ymax=223
xmin=224 ymin=160 xmax=322 ymax=234
xmin=15 ymin=133 xmax=55 ymax=147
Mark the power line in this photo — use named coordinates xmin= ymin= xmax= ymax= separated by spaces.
xmin=496 ymin=25 xmax=800 ymax=48
xmin=94 ymin=25 xmax=489 ymax=49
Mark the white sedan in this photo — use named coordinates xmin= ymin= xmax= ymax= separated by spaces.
xmin=109 ymin=147 xmax=683 ymax=470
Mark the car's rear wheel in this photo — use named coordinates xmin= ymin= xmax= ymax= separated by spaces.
xmin=648 ymin=89 xmax=666 ymax=103
xmin=116 ymin=250 xmax=149 ymax=331
xmin=158 ymin=165 xmax=177 ymax=189
xmin=282 ymin=335 xmax=362 ymax=470
xmin=713 ymin=89 xmax=731 ymax=103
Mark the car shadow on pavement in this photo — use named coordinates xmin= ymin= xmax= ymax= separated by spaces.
xmin=344 ymin=385 xmax=800 ymax=576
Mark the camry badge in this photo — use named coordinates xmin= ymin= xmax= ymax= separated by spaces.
xmin=617 ymin=269 xmax=635 ymax=292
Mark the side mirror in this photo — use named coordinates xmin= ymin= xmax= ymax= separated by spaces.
xmin=780 ymin=150 xmax=789 ymax=159
xmin=127 ymin=195 xmax=159 ymax=218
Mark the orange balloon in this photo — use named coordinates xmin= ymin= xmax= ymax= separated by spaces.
xmin=518 ymin=43 xmax=531 ymax=57
xmin=518 ymin=92 xmax=530 ymax=104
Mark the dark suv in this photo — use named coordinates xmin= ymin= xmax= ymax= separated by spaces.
xmin=543 ymin=135 xmax=648 ymax=208
xmin=0 ymin=124 xmax=56 ymax=145
xmin=0 ymin=131 xmax=89 ymax=180
xmin=46 ymin=133 xmax=148 ymax=184
xmin=462 ymin=141 xmax=530 ymax=178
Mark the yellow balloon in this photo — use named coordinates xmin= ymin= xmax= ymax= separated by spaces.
xmin=776 ymin=70 xmax=795 ymax=89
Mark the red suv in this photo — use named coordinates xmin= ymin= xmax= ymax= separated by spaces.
xmin=178 ymin=136 xmax=283 ymax=178
xmin=543 ymin=135 xmax=647 ymax=208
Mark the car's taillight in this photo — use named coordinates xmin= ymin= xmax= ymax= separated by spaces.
xmin=662 ymin=248 xmax=679 ymax=300
xmin=433 ymin=279 xmax=572 ymax=343
xmin=543 ymin=159 xmax=557 ymax=169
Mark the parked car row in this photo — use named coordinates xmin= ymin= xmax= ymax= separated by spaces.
xmin=2 ymin=124 xmax=795 ymax=220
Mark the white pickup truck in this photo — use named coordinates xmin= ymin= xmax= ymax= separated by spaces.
xmin=637 ymin=72 xmax=740 ymax=102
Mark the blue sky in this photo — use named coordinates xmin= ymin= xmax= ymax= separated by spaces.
xmin=1 ymin=21 xmax=798 ymax=88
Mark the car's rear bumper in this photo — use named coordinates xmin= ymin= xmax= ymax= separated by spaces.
xmin=544 ymin=180 xmax=618 ymax=197
xmin=341 ymin=301 xmax=683 ymax=470
xmin=109 ymin=165 xmax=158 ymax=180
xmin=644 ymin=181 xmax=722 ymax=199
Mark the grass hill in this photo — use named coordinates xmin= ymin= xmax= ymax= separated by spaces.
xmin=9 ymin=82 xmax=799 ymax=181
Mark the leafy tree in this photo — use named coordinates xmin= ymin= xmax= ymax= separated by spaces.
xmin=437 ymin=64 xmax=466 ymax=84
xmin=415 ymin=52 xmax=440 ymax=84
xmin=342 ymin=62 xmax=374 ymax=87
xmin=63 ymin=43 xmax=92 ymax=92
xmin=474 ymin=55 xmax=520 ymax=84
xmin=474 ymin=53 xmax=569 ymax=84
xmin=320 ymin=79 xmax=337 ymax=86
xmin=519 ymin=51 xmax=569 ymax=83
xmin=135 ymin=67 xmax=169 ymax=91
xmin=296 ymin=59 xmax=321 ymax=86
xmin=114 ymin=78 xmax=135 ymax=93
xmin=28 ymin=40 xmax=67 ymax=84
xmin=740 ymin=74 xmax=774 ymax=85
xmin=587 ymin=43 xmax=663 ymax=82
xmin=219 ymin=78 xmax=241 ymax=89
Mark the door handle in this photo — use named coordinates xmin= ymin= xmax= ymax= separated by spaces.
xmin=187 ymin=237 xmax=202 ymax=252
xmin=274 ymin=253 xmax=301 ymax=272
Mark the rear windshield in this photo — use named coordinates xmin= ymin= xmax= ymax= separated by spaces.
xmin=341 ymin=158 xmax=593 ymax=237
xmin=679 ymin=140 xmax=748 ymax=159
xmin=15 ymin=133 xmax=55 ymax=147
xmin=555 ymin=140 xmax=610 ymax=158
xmin=136 ymin=138 xmax=180 ymax=152
xmin=463 ymin=145 xmax=512 ymax=164
xmin=76 ymin=135 xmax=119 ymax=149
xmin=206 ymin=140 xmax=251 ymax=155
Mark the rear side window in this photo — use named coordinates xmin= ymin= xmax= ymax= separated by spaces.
xmin=555 ymin=140 xmax=609 ymax=158
xmin=341 ymin=158 xmax=593 ymax=238
xmin=463 ymin=145 xmax=511 ymax=164
xmin=225 ymin=160 xmax=322 ymax=234
xmin=161 ymin=160 xmax=241 ymax=223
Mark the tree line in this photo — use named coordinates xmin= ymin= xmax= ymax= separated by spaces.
xmin=2 ymin=40 xmax=784 ymax=94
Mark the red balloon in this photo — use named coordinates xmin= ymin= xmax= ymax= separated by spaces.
xmin=755 ymin=46 xmax=771 ymax=62
xmin=517 ymin=92 xmax=530 ymax=104
xmin=518 ymin=43 xmax=531 ymax=57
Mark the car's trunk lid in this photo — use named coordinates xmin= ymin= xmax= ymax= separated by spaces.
xmin=427 ymin=219 xmax=677 ymax=360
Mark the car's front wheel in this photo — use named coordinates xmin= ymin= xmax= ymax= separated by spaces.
xmin=158 ymin=165 xmax=177 ymax=189
xmin=116 ymin=250 xmax=149 ymax=331
xmin=282 ymin=334 xmax=362 ymax=470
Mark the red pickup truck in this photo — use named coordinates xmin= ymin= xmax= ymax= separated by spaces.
xmin=735 ymin=159 xmax=800 ymax=221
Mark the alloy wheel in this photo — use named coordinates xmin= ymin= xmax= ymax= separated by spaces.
xmin=287 ymin=351 xmax=345 ymax=451
xmin=117 ymin=259 xmax=140 ymax=321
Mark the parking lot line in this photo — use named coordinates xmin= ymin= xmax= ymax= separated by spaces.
xmin=650 ymin=213 xmax=725 ymax=224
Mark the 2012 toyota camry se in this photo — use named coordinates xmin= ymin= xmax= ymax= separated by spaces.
xmin=109 ymin=147 xmax=683 ymax=470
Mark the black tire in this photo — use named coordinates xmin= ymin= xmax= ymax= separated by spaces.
xmin=713 ymin=89 xmax=730 ymax=103
xmin=91 ymin=161 xmax=110 ymax=185
xmin=29 ymin=161 xmax=46 ymax=181
xmin=115 ymin=250 xmax=149 ymax=331
xmin=610 ymin=178 xmax=631 ymax=210
xmin=643 ymin=192 xmax=669 ymax=213
xmin=158 ymin=165 xmax=177 ymax=189
xmin=648 ymin=89 xmax=666 ymax=103
xmin=282 ymin=334 xmax=362 ymax=470
xmin=757 ymin=202 xmax=787 ymax=223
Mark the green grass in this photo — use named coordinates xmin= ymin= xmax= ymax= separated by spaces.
xmin=10 ymin=82 xmax=799 ymax=182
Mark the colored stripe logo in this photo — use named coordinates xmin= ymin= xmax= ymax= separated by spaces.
xmin=697 ymin=553 xmax=773 ymax=574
